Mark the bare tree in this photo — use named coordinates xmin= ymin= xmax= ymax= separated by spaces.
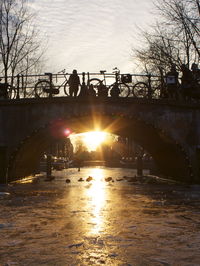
xmin=0 ymin=0 xmax=44 ymax=84
xmin=134 ymin=0 xmax=200 ymax=74
xmin=156 ymin=0 xmax=200 ymax=61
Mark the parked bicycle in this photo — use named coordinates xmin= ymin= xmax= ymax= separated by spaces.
xmin=88 ymin=68 xmax=131 ymax=97
xmin=132 ymin=73 xmax=167 ymax=99
xmin=34 ymin=70 xmax=70 ymax=97
xmin=132 ymin=81 xmax=150 ymax=98
xmin=0 ymin=80 xmax=17 ymax=99
xmin=131 ymin=72 xmax=158 ymax=98
xmin=7 ymin=84 xmax=17 ymax=99
xmin=88 ymin=69 xmax=156 ymax=98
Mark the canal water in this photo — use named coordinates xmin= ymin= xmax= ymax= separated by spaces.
xmin=1 ymin=167 xmax=200 ymax=265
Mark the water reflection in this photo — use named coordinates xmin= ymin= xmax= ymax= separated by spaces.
xmin=85 ymin=168 xmax=107 ymax=235
xmin=14 ymin=175 xmax=40 ymax=184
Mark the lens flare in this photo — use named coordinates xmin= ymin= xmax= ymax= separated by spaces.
xmin=64 ymin=128 xmax=71 ymax=136
xmin=83 ymin=131 xmax=107 ymax=151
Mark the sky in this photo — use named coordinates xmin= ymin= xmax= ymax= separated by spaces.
xmin=31 ymin=0 xmax=154 ymax=74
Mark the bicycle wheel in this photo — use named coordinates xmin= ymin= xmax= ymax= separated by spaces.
xmin=88 ymin=78 xmax=102 ymax=95
xmin=151 ymin=85 xmax=161 ymax=99
xmin=7 ymin=85 xmax=17 ymax=99
xmin=109 ymin=82 xmax=130 ymax=97
xmin=64 ymin=82 xmax=70 ymax=96
xmin=132 ymin=82 xmax=149 ymax=98
xmin=24 ymin=88 xmax=36 ymax=98
xmin=34 ymin=80 xmax=51 ymax=98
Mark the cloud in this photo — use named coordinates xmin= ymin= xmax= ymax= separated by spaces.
xmin=31 ymin=0 xmax=154 ymax=73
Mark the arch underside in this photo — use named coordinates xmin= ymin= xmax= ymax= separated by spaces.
xmin=8 ymin=115 xmax=190 ymax=182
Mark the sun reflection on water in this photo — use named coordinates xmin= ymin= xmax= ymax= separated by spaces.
xmin=86 ymin=168 xmax=107 ymax=235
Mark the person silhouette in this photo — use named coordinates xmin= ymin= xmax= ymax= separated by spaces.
xmin=68 ymin=69 xmax=80 ymax=97
xmin=191 ymin=63 xmax=200 ymax=85
xmin=78 ymin=82 xmax=89 ymax=97
xmin=165 ymin=64 xmax=179 ymax=99
xmin=110 ymin=84 xmax=120 ymax=98
xmin=98 ymin=82 xmax=108 ymax=98
xmin=181 ymin=64 xmax=193 ymax=100
xmin=88 ymin=84 xmax=96 ymax=98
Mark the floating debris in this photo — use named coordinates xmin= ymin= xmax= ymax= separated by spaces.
xmin=105 ymin=177 xmax=112 ymax=182
xmin=86 ymin=176 xmax=93 ymax=182
xmin=123 ymin=175 xmax=131 ymax=181
xmin=65 ymin=179 xmax=71 ymax=183
xmin=116 ymin=178 xmax=123 ymax=181
xmin=67 ymin=242 xmax=84 ymax=248
xmin=78 ymin=178 xmax=84 ymax=182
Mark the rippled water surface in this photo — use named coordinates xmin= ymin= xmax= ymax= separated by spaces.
xmin=1 ymin=167 xmax=200 ymax=265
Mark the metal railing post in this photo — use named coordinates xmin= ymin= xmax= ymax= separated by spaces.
xmin=21 ymin=74 xmax=25 ymax=98
xmin=49 ymin=73 xmax=53 ymax=98
xmin=87 ymin=72 xmax=90 ymax=85
xmin=16 ymin=74 xmax=20 ymax=99
xmin=82 ymin=72 xmax=85 ymax=84
xmin=147 ymin=74 xmax=152 ymax=99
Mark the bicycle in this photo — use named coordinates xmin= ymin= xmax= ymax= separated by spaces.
xmin=0 ymin=81 xmax=17 ymax=99
xmin=88 ymin=68 xmax=131 ymax=97
xmin=132 ymin=74 xmax=164 ymax=99
xmin=7 ymin=84 xmax=17 ymax=99
xmin=34 ymin=70 xmax=70 ymax=98
xmin=132 ymin=81 xmax=150 ymax=98
xmin=131 ymin=73 xmax=156 ymax=98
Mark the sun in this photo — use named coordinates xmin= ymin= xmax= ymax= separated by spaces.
xmin=83 ymin=131 xmax=107 ymax=151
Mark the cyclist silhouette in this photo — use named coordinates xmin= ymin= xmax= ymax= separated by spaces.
xmin=110 ymin=83 xmax=120 ymax=98
xmin=68 ymin=69 xmax=80 ymax=97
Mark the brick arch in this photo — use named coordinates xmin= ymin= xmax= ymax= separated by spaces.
xmin=8 ymin=113 xmax=192 ymax=182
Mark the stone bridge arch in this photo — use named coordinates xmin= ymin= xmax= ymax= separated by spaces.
xmin=0 ymin=98 xmax=199 ymax=183
xmin=7 ymin=112 xmax=192 ymax=183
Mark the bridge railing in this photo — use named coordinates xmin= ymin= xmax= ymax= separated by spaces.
xmin=0 ymin=71 xmax=165 ymax=100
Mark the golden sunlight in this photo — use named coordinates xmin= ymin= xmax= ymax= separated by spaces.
xmin=83 ymin=131 xmax=107 ymax=151
xmin=70 ymin=130 xmax=116 ymax=152
xmin=85 ymin=168 xmax=106 ymax=234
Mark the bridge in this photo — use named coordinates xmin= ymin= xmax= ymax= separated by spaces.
xmin=0 ymin=96 xmax=200 ymax=183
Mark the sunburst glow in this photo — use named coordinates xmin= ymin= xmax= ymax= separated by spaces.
xmin=70 ymin=130 xmax=116 ymax=152
xmin=83 ymin=131 xmax=107 ymax=151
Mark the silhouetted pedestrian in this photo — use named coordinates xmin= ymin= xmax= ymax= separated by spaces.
xmin=97 ymin=82 xmax=108 ymax=98
xmin=68 ymin=69 xmax=80 ymax=97
xmin=165 ymin=65 xmax=179 ymax=99
xmin=79 ymin=83 xmax=89 ymax=98
xmin=181 ymin=64 xmax=193 ymax=100
xmin=110 ymin=84 xmax=120 ymax=98
xmin=191 ymin=63 xmax=200 ymax=86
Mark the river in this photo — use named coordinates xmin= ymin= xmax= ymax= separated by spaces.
xmin=0 ymin=167 xmax=200 ymax=265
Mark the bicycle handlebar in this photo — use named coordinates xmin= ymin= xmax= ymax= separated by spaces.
xmin=58 ymin=69 xmax=66 ymax=74
xmin=44 ymin=72 xmax=52 ymax=76
xmin=100 ymin=70 xmax=106 ymax=74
